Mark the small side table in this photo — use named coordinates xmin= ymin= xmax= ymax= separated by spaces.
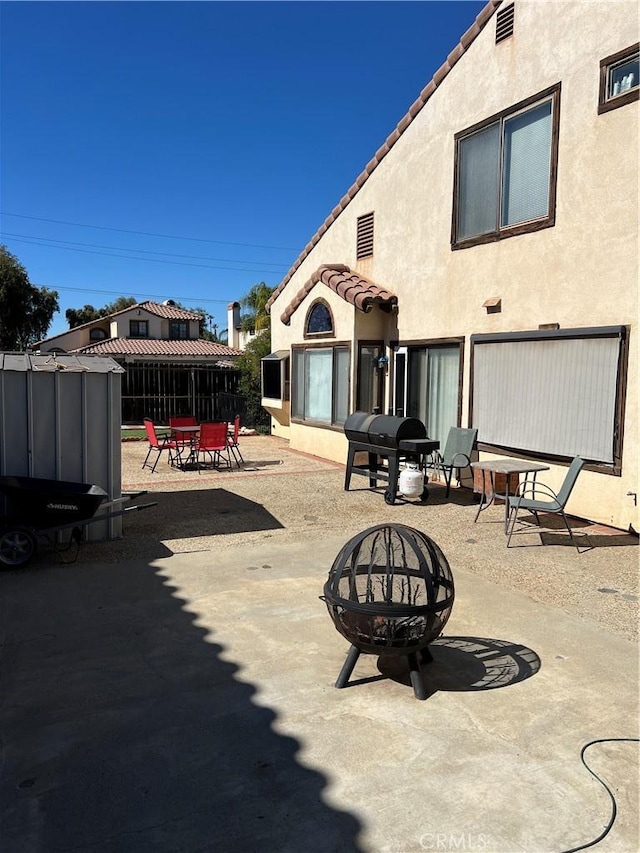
xmin=471 ymin=459 xmax=550 ymax=533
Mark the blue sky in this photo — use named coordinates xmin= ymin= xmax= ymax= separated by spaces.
xmin=0 ymin=1 xmax=485 ymax=338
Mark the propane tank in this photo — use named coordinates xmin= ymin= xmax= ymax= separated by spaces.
xmin=398 ymin=463 xmax=424 ymax=499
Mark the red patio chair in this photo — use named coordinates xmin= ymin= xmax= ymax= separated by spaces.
xmin=227 ymin=415 xmax=245 ymax=467
xmin=142 ymin=418 xmax=179 ymax=473
xmin=195 ymin=422 xmax=231 ymax=472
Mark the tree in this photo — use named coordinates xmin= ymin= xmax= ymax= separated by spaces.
xmin=236 ymin=329 xmax=272 ymax=430
xmin=0 ymin=246 xmax=59 ymax=350
xmin=66 ymin=296 xmax=136 ymax=328
xmin=240 ymin=282 xmax=274 ymax=333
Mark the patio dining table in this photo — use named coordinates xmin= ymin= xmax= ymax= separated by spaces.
xmin=471 ymin=458 xmax=550 ymax=533
xmin=171 ymin=425 xmax=201 ymax=469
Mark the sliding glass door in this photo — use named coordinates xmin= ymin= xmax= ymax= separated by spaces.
xmin=395 ymin=344 xmax=460 ymax=444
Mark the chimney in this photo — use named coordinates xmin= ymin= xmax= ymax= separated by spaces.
xmin=227 ymin=301 xmax=241 ymax=350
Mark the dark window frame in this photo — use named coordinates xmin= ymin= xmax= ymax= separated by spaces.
xmin=356 ymin=340 xmax=385 ymax=413
xmin=169 ymin=320 xmax=189 ymax=340
xmin=468 ymin=326 xmax=629 ymax=475
xmin=291 ymin=341 xmax=351 ymax=430
xmin=304 ymin=299 xmax=335 ymax=339
xmin=451 ymin=83 xmax=561 ymax=250
xmin=129 ymin=320 xmax=149 ymax=338
xmin=598 ymin=43 xmax=639 ymax=114
xmin=261 ymin=351 xmax=290 ymax=402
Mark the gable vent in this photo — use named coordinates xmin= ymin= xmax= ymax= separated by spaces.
xmin=356 ymin=212 xmax=374 ymax=260
xmin=495 ymin=3 xmax=514 ymax=44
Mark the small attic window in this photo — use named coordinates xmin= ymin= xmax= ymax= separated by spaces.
xmin=356 ymin=212 xmax=374 ymax=260
xmin=496 ymin=3 xmax=514 ymax=44
xmin=89 ymin=327 xmax=108 ymax=341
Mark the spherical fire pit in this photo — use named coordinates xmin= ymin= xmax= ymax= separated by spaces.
xmin=321 ymin=523 xmax=454 ymax=699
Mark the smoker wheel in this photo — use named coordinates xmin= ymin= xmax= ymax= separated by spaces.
xmin=384 ymin=490 xmax=396 ymax=505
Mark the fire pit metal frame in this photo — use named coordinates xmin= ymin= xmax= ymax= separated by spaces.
xmin=322 ymin=523 xmax=455 ymax=700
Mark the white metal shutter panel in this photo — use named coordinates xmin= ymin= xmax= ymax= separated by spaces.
xmin=473 ymin=336 xmax=620 ymax=462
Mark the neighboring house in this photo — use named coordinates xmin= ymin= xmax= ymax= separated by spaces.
xmin=37 ymin=301 xmax=242 ymax=423
xmin=263 ymin=0 xmax=638 ymax=531
xmin=227 ymin=301 xmax=259 ymax=351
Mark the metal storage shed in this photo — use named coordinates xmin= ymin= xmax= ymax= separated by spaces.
xmin=0 ymin=352 xmax=124 ymax=541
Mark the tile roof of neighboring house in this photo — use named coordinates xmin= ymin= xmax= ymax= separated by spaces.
xmin=266 ymin=0 xmax=500 ymax=314
xmin=74 ymin=338 xmax=242 ymax=358
xmin=137 ymin=301 xmax=202 ymax=320
xmin=36 ymin=300 xmax=203 ymax=346
xmin=280 ymin=265 xmax=397 ymax=325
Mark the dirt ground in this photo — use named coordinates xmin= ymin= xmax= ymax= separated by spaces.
xmin=57 ymin=435 xmax=638 ymax=643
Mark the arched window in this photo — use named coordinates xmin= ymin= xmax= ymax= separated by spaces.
xmin=90 ymin=327 xmax=108 ymax=341
xmin=305 ymin=300 xmax=334 ymax=337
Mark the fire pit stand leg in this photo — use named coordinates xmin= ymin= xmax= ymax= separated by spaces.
xmin=335 ymin=644 xmax=361 ymax=688
xmin=407 ymin=652 xmax=428 ymax=701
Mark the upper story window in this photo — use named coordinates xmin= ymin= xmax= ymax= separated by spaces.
xmin=170 ymin=320 xmax=189 ymax=340
xmin=89 ymin=327 xmax=108 ymax=341
xmin=599 ymin=43 xmax=639 ymax=114
xmin=356 ymin=212 xmax=374 ymax=259
xmin=305 ymin=300 xmax=334 ymax=337
xmin=452 ymin=83 xmax=560 ymax=249
xmin=129 ymin=320 xmax=148 ymax=338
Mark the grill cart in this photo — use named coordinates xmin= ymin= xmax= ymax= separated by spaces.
xmin=343 ymin=413 xmax=440 ymax=505
xmin=0 ymin=476 xmax=156 ymax=568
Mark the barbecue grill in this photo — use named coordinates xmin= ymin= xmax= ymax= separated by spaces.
xmin=343 ymin=412 xmax=439 ymax=504
xmin=321 ymin=524 xmax=455 ymax=699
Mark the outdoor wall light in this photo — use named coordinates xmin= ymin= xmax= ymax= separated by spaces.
xmin=377 ymin=354 xmax=389 ymax=370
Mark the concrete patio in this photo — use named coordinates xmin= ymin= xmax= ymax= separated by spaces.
xmin=1 ymin=436 xmax=638 ymax=852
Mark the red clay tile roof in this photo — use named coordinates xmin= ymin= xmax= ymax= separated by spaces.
xmin=266 ymin=0 xmax=500 ymax=315
xmin=137 ymin=301 xmax=202 ymax=320
xmin=280 ymin=265 xmax=397 ymax=325
xmin=74 ymin=338 xmax=242 ymax=358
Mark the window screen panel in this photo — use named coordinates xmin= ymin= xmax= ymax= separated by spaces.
xmin=305 ymin=349 xmax=332 ymax=422
xmin=501 ymin=100 xmax=552 ymax=226
xmin=291 ymin=350 xmax=304 ymax=418
xmin=334 ymin=347 xmax=350 ymax=424
xmin=426 ymin=346 xmax=460 ymax=446
xmin=473 ymin=336 xmax=620 ymax=463
xmin=457 ymin=122 xmax=500 ymax=240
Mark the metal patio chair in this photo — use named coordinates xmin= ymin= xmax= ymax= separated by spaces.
xmin=428 ymin=427 xmax=477 ymax=497
xmin=142 ymin=418 xmax=179 ymax=473
xmin=506 ymin=456 xmax=587 ymax=552
xmin=195 ymin=422 xmax=231 ymax=472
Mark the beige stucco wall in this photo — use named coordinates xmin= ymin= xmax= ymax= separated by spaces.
xmin=269 ymin=0 xmax=638 ymax=530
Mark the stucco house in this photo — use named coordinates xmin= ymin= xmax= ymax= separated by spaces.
xmin=37 ymin=301 xmax=242 ymax=423
xmin=263 ymin=0 xmax=638 ymax=531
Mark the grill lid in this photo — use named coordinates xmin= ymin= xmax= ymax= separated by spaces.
xmin=344 ymin=412 xmax=426 ymax=447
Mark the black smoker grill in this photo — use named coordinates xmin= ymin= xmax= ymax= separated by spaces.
xmin=344 ymin=412 xmax=439 ymax=505
xmin=322 ymin=524 xmax=455 ymax=700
